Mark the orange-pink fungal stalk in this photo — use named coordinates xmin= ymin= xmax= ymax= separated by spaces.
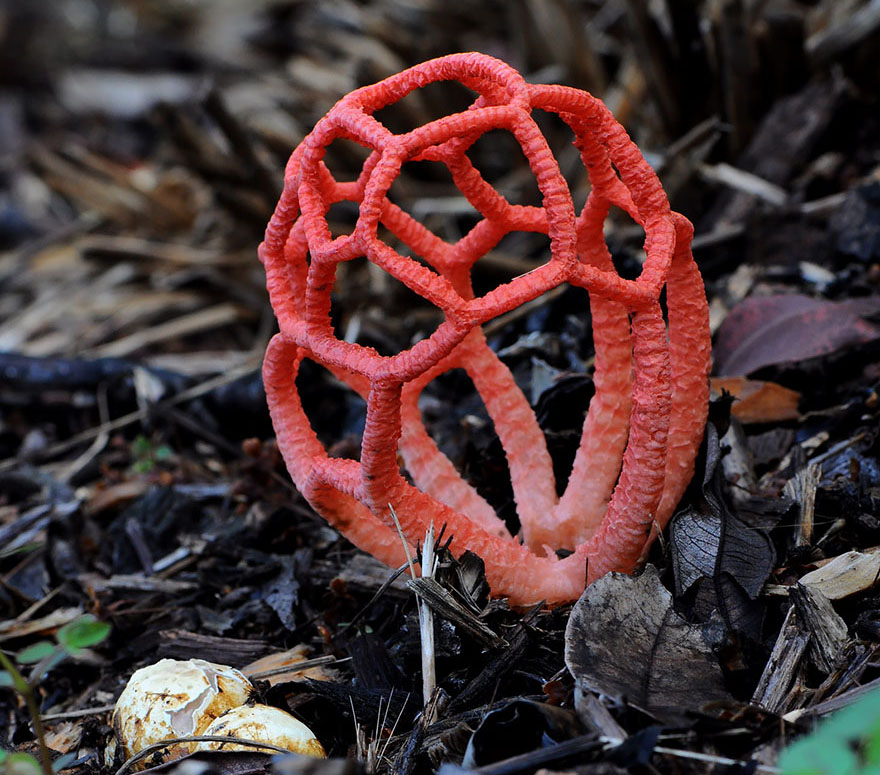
xmin=260 ymin=53 xmax=710 ymax=606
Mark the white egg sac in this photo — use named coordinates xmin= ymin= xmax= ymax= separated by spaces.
xmin=196 ymin=704 xmax=326 ymax=758
xmin=109 ymin=658 xmax=254 ymax=770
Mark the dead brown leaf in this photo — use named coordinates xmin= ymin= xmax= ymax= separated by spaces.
xmin=564 ymin=566 xmax=731 ymax=722
xmin=714 ymin=294 xmax=880 ymax=376
xmin=711 ymin=376 xmax=801 ymax=422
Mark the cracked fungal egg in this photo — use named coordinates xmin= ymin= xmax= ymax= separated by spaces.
xmin=107 ymin=658 xmax=253 ymax=770
xmin=196 ymin=704 xmax=326 ymax=757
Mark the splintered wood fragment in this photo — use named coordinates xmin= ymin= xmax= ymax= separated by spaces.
xmin=0 ymin=503 xmax=53 ymax=550
xmin=325 ymin=554 xmax=411 ymax=595
xmin=790 ymin=583 xmax=848 ymax=675
xmin=799 ymin=548 xmax=880 ymax=599
xmin=406 ymin=577 xmax=505 ymax=649
xmin=751 ymin=605 xmax=809 ymax=713
xmin=395 ymin=686 xmax=448 ymax=775
xmin=785 ymin=463 xmax=822 ymax=548
xmin=446 ymin=616 xmax=534 ymax=715
xmin=417 ymin=522 xmax=438 ymax=708
xmin=808 ymin=643 xmax=875 ymax=710
xmin=0 ymin=607 xmax=84 ymax=643
xmin=245 ymin=650 xmax=340 ymax=683
xmin=785 ymin=675 xmax=880 ymax=723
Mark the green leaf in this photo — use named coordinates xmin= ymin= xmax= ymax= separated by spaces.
xmin=0 ymin=671 xmax=15 ymax=688
xmin=15 ymin=642 xmax=56 ymax=665
xmin=154 ymin=445 xmax=173 ymax=461
xmin=1 ymin=753 xmax=43 ymax=775
xmin=779 ymin=687 xmax=880 ymax=775
xmin=0 ymin=655 xmax=29 ymax=695
xmin=56 ymin=615 xmax=110 ymax=652
xmin=131 ymin=434 xmax=151 ymax=457
xmin=778 ymin=744 xmax=858 ymax=775
xmin=864 ymin=730 xmax=880 ymax=769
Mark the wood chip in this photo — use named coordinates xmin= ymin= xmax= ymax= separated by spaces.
xmin=85 ymin=303 xmax=247 ymax=358
xmin=698 ymin=162 xmax=788 ymax=206
xmin=790 ymin=583 xmax=849 ymax=675
xmin=0 ymin=607 xmax=84 ymax=643
xmin=407 ymin=577 xmax=506 ymax=650
xmin=751 ymin=605 xmax=809 ymax=713
xmin=157 ymin=630 xmax=272 ymax=665
xmin=799 ymin=548 xmax=880 ymax=599
xmin=78 ymin=572 xmax=199 ymax=594
xmin=785 ymin=463 xmax=822 ymax=548
xmin=243 ymin=645 xmax=339 ymax=685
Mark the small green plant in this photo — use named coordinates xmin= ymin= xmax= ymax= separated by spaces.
xmin=130 ymin=434 xmax=173 ymax=474
xmin=0 ymin=614 xmax=111 ymax=775
xmin=779 ymin=686 xmax=880 ymax=775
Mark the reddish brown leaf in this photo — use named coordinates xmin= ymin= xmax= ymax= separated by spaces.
xmin=711 ymin=377 xmax=801 ymax=423
xmin=714 ymin=294 xmax=880 ymax=376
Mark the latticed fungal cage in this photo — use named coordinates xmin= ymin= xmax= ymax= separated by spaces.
xmin=261 ymin=53 xmax=710 ymax=606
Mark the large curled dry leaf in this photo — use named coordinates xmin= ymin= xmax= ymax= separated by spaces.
xmin=564 ymin=566 xmax=730 ymax=722
xmin=714 ymin=294 xmax=880 ymax=376
xmin=670 ymin=422 xmax=776 ymax=634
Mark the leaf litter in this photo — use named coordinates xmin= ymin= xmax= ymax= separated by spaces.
xmin=2 ymin=1 xmax=880 ymax=774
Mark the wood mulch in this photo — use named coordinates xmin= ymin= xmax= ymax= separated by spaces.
xmin=2 ymin=2 xmax=880 ymax=774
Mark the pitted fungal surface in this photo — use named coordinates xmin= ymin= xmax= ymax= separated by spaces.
xmin=260 ymin=52 xmax=711 ymax=606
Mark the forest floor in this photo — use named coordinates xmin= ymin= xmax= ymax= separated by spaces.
xmin=2 ymin=2 xmax=880 ymax=774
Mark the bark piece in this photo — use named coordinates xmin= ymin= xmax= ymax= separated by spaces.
xmin=790 ymin=583 xmax=849 ymax=675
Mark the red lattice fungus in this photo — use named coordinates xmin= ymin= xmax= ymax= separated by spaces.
xmin=260 ymin=53 xmax=711 ymax=606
